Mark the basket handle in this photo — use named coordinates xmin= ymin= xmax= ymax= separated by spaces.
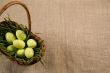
xmin=0 ymin=1 xmax=31 ymax=31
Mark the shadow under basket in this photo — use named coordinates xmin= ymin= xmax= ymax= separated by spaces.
xmin=0 ymin=1 xmax=46 ymax=65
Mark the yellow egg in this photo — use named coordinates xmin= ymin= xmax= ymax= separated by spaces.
xmin=13 ymin=39 xmax=25 ymax=49
xmin=27 ymin=39 xmax=37 ymax=48
xmin=7 ymin=45 xmax=17 ymax=52
xmin=25 ymin=48 xmax=34 ymax=58
xmin=17 ymin=49 xmax=25 ymax=57
xmin=5 ymin=32 xmax=16 ymax=43
xmin=16 ymin=30 xmax=26 ymax=40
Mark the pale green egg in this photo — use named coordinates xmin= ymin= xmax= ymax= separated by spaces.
xmin=5 ymin=32 xmax=16 ymax=43
xmin=17 ymin=49 xmax=25 ymax=57
xmin=27 ymin=39 xmax=37 ymax=48
xmin=7 ymin=45 xmax=17 ymax=52
xmin=13 ymin=39 xmax=25 ymax=49
xmin=25 ymin=48 xmax=34 ymax=58
xmin=16 ymin=30 xmax=26 ymax=40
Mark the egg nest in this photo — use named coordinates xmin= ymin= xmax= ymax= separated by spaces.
xmin=0 ymin=18 xmax=45 ymax=65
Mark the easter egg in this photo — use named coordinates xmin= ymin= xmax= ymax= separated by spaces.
xmin=13 ymin=40 xmax=25 ymax=49
xmin=27 ymin=39 xmax=37 ymax=48
xmin=25 ymin=48 xmax=34 ymax=58
xmin=17 ymin=49 xmax=25 ymax=57
xmin=16 ymin=30 xmax=26 ymax=40
xmin=5 ymin=32 xmax=16 ymax=43
xmin=7 ymin=45 xmax=16 ymax=52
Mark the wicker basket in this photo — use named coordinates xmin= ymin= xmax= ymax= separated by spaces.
xmin=0 ymin=1 xmax=46 ymax=65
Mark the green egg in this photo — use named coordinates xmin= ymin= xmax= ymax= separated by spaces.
xmin=7 ymin=45 xmax=17 ymax=52
xmin=5 ymin=32 xmax=16 ymax=43
xmin=27 ymin=39 xmax=37 ymax=48
xmin=17 ymin=49 xmax=25 ymax=57
xmin=16 ymin=30 xmax=26 ymax=40
xmin=25 ymin=48 xmax=34 ymax=58
xmin=13 ymin=39 xmax=25 ymax=49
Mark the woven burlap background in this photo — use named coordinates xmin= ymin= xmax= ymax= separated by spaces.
xmin=0 ymin=0 xmax=110 ymax=73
